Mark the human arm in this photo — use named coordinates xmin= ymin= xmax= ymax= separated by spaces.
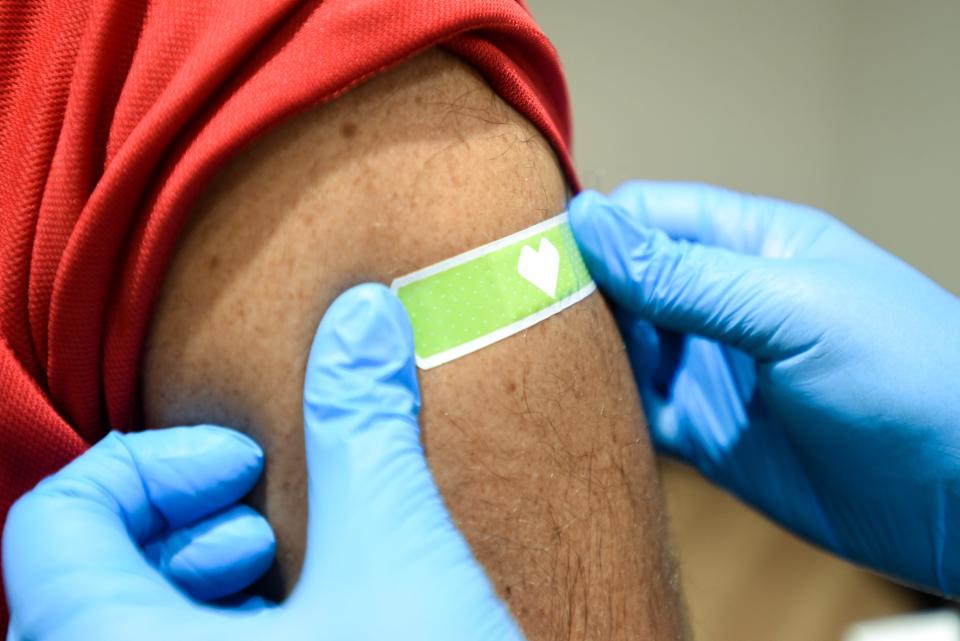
xmin=142 ymin=51 xmax=687 ymax=639
xmin=569 ymin=181 xmax=960 ymax=593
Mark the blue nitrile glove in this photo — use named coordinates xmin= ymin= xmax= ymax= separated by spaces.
xmin=569 ymin=181 xmax=960 ymax=595
xmin=3 ymin=284 xmax=523 ymax=641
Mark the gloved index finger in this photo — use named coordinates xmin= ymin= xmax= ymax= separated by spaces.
xmin=606 ymin=181 xmax=811 ymax=258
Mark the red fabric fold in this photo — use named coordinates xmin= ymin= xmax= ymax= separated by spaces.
xmin=0 ymin=0 xmax=575 ymax=628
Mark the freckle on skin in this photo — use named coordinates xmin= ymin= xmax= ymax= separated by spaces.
xmin=207 ymin=255 xmax=220 ymax=271
xmin=340 ymin=122 xmax=357 ymax=138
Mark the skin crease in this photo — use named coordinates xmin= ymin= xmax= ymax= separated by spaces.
xmin=143 ymin=50 xmax=688 ymax=640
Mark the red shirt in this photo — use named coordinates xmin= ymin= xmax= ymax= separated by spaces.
xmin=0 ymin=0 xmax=574 ymax=628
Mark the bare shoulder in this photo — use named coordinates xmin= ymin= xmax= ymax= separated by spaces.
xmin=145 ymin=47 xmax=569 ymax=428
xmin=144 ymin=49 xmax=686 ymax=641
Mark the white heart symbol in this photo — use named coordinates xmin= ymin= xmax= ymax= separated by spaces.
xmin=517 ymin=237 xmax=561 ymax=299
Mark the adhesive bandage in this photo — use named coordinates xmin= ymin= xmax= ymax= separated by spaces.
xmin=391 ymin=212 xmax=596 ymax=369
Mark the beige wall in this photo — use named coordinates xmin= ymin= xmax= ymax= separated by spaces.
xmin=525 ymin=3 xmax=960 ymax=638
xmin=528 ymin=0 xmax=960 ymax=294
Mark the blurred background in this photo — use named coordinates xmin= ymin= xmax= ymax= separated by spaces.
xmin=526 ymin=1 xmax=960 ymax=639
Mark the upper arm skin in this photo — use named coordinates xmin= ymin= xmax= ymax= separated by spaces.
xmin=143 ymin=50 xmax=687 ymax=640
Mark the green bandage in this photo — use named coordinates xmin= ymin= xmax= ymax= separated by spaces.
xmin=391 ymin=213 xmax=596 ymax=369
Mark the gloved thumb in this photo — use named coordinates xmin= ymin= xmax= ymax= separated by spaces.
xmin=570 ymin=190 xmax=789 ymax=359
xmin=289 ymin=284 xmax=520 ymax=639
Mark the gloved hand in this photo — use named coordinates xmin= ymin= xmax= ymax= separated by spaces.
xmin=3 ymin=284 xmax=523 ymax=641
xmin=570 ymin=181 xmax=960 ymax=595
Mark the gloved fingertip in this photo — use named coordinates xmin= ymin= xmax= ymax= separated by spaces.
xmin=569 ymin=190 xmax=608 ymax=252
xmin=154 ymin=504 xmax=276 ymax=602
xmin=570 ymin=189 xmax=659 ymax=308
xmin=121 ymin=427 xmax=266 ymax=531
xmin=309 ymin=283 xmax=415 ymax=375
xmin=136 ymin=427 xmax=265 ymax=486
xmin=190 ymin=425 xmax=264 ymax=462
xmin=569 ymin=189 xmax=622 ymax=240
xmin=569 ymin=188 xmax=608 ymax=214
xmin=571 ymin=187 xmax=654 ymax=245
xmin=305 ymin=283 xmax=420 ymax=428
xmin=210 ymin=504 xmax=275 ymax=560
